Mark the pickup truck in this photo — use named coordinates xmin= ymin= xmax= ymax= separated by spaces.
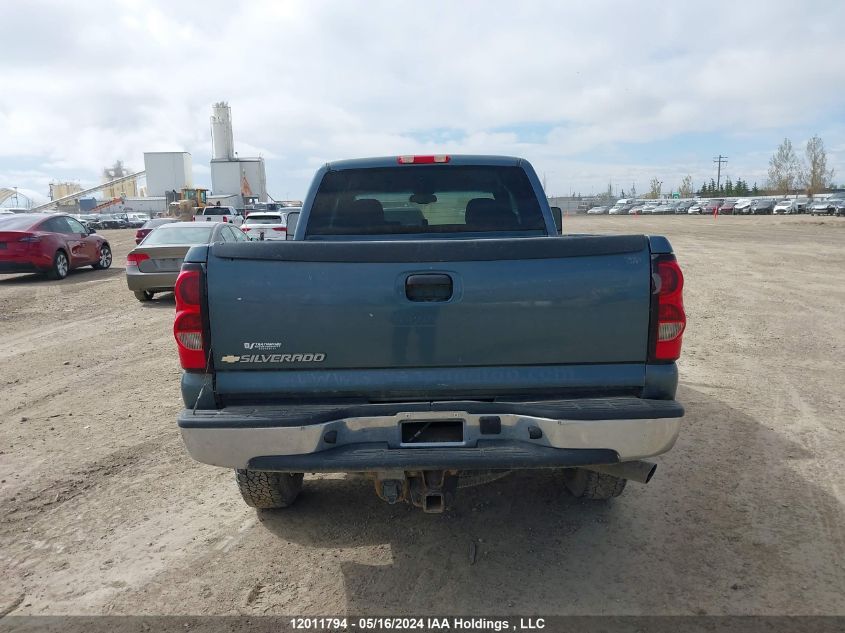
xmin=174 ymin=155 xmax=686 ymax=513
xmin=194 ymin=205 xmax=243 ymax=226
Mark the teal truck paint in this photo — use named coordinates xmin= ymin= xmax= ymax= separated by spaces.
xmin=174 ymin=155 xmax=687 ymax=513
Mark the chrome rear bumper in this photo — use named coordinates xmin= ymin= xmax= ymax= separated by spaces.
xmin=178 ymin=402 xmax=682 ymax=471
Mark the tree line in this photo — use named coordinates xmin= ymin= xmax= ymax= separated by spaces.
xmin=766 ymin=135 xmax=835 ymax=196
xmin=696 ymin=177 xmax=758 ymax=197
xmin=634 ymin=134 xmax=838 ymax=200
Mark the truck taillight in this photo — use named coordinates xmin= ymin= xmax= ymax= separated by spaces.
xmin=650 ymin=255 xmax=686 ymax=362
xmin=397 ymin=155 xmax=450 ymax=164
xmin=174 ymin=312 xmax=203 ymax=350
xmin=173 ymin=264 xmax=207 ymax=371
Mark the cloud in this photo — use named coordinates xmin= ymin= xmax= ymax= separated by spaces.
xmin=1 ymin=0 xmax=844 ymax=197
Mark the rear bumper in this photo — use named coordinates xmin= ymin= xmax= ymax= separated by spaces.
xmin=0 ymin=248 xmax=51 ymax=273
xmin=126 ymin=269 xmax=178 ymax=292
xmin=178 ymin=398 xmax=683 ymax=471
xmin=244 ymin=231 xmax=286 ymax=241
xmin=0 ymin=260 xmax=41 ymax=273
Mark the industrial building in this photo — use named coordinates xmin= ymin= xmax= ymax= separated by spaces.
xmin=10 ymin=101 xmax=269 ymax=215
xmin=48 ymin=182 xmax=84 ymax=212
xmin=101 ymin=161 xmax=139 ymax=199
xmin=209 ymin=102 xmax=267 ymax=206
xmin=49 ymin=182 xmax=83 ymax=201
xmin=143 ymin=152 xmax=193 ymax=196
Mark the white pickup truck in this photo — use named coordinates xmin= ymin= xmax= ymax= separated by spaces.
xmin=194 ymin=205 xmax=243 ymax=227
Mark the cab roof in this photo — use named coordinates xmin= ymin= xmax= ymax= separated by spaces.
xmin=324 ymin=155 xmax=524 ymax=171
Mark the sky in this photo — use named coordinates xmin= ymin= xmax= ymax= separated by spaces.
xmin=2 ymin=0 xmax=845 ymax=204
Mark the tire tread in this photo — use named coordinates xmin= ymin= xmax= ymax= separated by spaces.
xmin=235 ymin=469 xmax=303 ymax=509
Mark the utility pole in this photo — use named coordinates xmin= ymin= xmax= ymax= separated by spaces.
xmin=713 ymin=155 xmax=728 ymax=190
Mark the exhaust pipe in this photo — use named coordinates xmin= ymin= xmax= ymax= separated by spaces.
xmin=583 ymin=460 xmax=657 ymax=484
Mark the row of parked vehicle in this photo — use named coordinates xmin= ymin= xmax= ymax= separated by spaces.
xmin=587 ymin=193 xmax=845 ymax=216
xmin=0 ymin=205 xmax=301 ymax=286
xmin=69 ymin=212 xmax=151 ymax=229
xmin=126 ymin=207 xmax=301 ymax=300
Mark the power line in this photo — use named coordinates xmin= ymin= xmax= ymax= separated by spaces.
xmin=713 ymin=155 xmax=728 ymax=190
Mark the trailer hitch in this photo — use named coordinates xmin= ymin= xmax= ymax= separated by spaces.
xmin=373 ymin=470 xmax=459 ymax=512
xmin=408 ymin=470 xmax=458 ymax=513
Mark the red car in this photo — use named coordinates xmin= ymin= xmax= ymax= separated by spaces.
xmin=0 ymin=213 xmax=113 ymax=280
xmin=702 ymin=199 xmax=725 ymax=215
xmin=135 ymin=217 xmax=177 ymax=244
xmin=718 ymin=200 xmax=737 ymax=215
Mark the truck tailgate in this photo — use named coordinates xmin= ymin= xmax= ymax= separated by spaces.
xmin=204 ymin=235 xmax=652 ymax=398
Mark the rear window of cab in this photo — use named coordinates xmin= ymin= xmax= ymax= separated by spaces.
xmin=307 ymin=165 xmax=545 ymax=236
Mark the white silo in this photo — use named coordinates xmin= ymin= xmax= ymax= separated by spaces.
xmin=210 ymin=102 xmax=235 ymax=161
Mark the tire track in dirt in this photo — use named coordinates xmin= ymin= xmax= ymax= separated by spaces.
xmin=3 ymin=219 xmax=845 ymax=616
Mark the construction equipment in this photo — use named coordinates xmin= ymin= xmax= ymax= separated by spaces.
xmin=166 ymin=188 xmax=209 ymax=221
xmin=89 ymin=197 xmax=123 ymax=213
xmin=181 ymin=188 xmax=208 ymax=209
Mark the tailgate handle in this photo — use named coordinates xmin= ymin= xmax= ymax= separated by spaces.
xmin=405 ymin=274 xmax=453 ymax=302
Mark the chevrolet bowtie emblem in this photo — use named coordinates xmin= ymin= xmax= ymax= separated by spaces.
xmin=221 ymin=355 xmax=240 ymax=363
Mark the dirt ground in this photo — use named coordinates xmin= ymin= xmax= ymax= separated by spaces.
xmin=1 ymin=216 xmax=843 ymax=617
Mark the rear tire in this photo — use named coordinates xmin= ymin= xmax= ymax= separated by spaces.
xmin=134 ymin=290 xmax=154 ymax=302
xmin=563 ymin=468 xmax=627 ymax=499
xmin=48 ymin=250 xmax=69 ymax=280
xmin=235 ymin=469 xmax=303 ymax=509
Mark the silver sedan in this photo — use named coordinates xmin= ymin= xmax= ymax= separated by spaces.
xmin=125 ymin=222 xmax=247 ymax=301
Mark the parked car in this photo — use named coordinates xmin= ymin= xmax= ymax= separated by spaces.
xmin=98 ymin=214 xmax=128 ymax=229
xmin=795 ymin=197 xmax=811 ymax=213
xmin=687 ymin=202 xmax=703 ymax=214
xmin=716 ymin=200 xmax=736 ymax=215
xmin=651 ymin=202 xmax=675 ymax=215
xmin=609 ymin=203 xmax=634 ymax=215
xmin=628 ymin=204 xmax=645 ymax=215
xmin=586 ymin=206 xmax=609 ymax=215
xmin=135 ymin=217 xmax=178 ymax=244
xmin=194 ymin=205 xmax=244 ymax=226
xmin=241 ymin=211 xmax=288 ymax=241
xmin=809 ymin=195 xmax=845 ymax=216
xmin=675 ymin=200 xmax=694 ymax=214
xmin=702 ymin=199 xmax=725 ymax=215
xmin=733 ymin=199 xmax=753 ymax=214
xmin=241 ymin=211 xmax=292 ymax=240
xmin=79 ymin=214 xmax=100 ymax=229
xmin=773 ymin=199 xmax=796 ymax=215
xmin=751 ymin=199 xmax=775 ymax=215
xmin=0 ymin=213 xmax=112 ymax=279
xmin=608 ymin=199 xmax=633 ymax=214
xmin=126 ymin=213 xmax=150 ymax=228
xmin=126 ymin=221 xmax=247 ymax=302
xmin=833 ymin=196 xmax=845 ymax=216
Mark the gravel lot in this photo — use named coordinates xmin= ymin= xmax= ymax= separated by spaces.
xmin=1 ymin=216 xmax=843 ymax=617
